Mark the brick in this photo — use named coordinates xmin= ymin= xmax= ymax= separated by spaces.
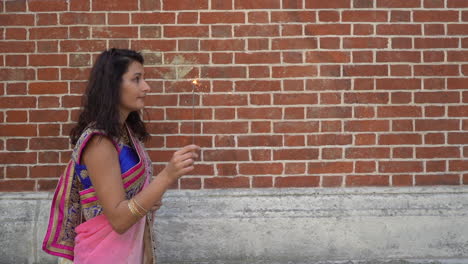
xmin=28 ymin=0 xmax=67 ymax=10
xmin=354 ymin=0 xmax=374 ymax=7
xmin=201 ymin=39 xmax=244 ymax=51
xmin=448 ymin=133 xmax=468 ymax=144
xmin=60 ymin=13 xmax=105 ymax=25
xmin=378 ymin=106 xmax=422 ymax=118
xmin=282 ymin=25 xmax=303 ymax=36
xmin=416 ymin=119 xmax=459 ymax=131
xmin=283 ymin=0 xmax=304 ymax=8
xmin=235 ymin=25 xmax=279 ymax=37
xmin=235 ymin=0 xmax=280 ymax=9
xmin=414 ymin=65 xmax=459 ymax=76
xmin=70 ymin=0 xmax=90 ymax=11
xmin=376 ymin=79 xmax=421 ymax=90
xmin=427 ymin=160 xmax=446 ymax=172
xmin=344 ymin=92 xmax=388 ymax=104
xmin=425 ymin=106 xmax=445 ymax=118
xmin=203 ymin=94 xmax=247 ymax=106
xmin=305 ymin=0 xmax=351 ymax=8
xmin=306 ymin=51 xmax=349 ymax=63
xmin=204 ymin=122 xmax=248 ymax=134
xmin=307 ymin=106 xmax=351 ymax=119
xmin=212 ymin=136 xmax=233 ymax=148
xmin=345 ymin=120 xmax=389 ymax=132
xmin=377 ymin=0 xmax=421 ymax=7
xmin=414 ymin=11 xmax=459 ymax=22
xmin=247 ymin=12 xmax=269 ymax=23
xmin=274 ymin=149 xmax=319 ymax=160
xmin=204 ymin=177 xmax=250 ymax=188
xmin=61 ymin=40 xmax=107 ymax=52
xmin=274 ymin=121 xmax=319 ymax=133
xmin=0 ymin=152 xmax=36 ymax=164
xmin=201 ymin=12 xmax=245 ymax=24
xmin=392 ymin=120 xmax=414 ymax=132
xmin=448 ymin=51 xmax=468 ymax=62
xmin=272 ymin=66 xmax=318 ymax=78
xmin=307 ymin=79 xmax=351 ymax=91
xmin=355 ymin=161 xmax=376 ymax=173
xmin=416 ymin=147 xmax=460 ymax=159
xmin=5 ymin=0 xmax=26 ymax=12
xmin=252 ymin=177 xmax=273 ymax=188
xmin=0 ymin=41 xmax=35 ymax=53
xmin=319 ymin=11 xmax=340 ymax=22
xmin=391 ymin=11 xmax=410 ymax=22
xmin=415 ymin=92 xmax=460 ymax=104
xmin=450 ymin=160 xmax=468 ymax=171
xmin=377 ymin=24 xmax=421 ymax=35
xmin=93 ymin=0 xmax=137 ymax=10
xmin=415 ymin=174 xmax=460 ymax=186
xmin=0 ymin=180 xmax=35 ymax=192
xmin=448 ymin=0 xmax=468 ymax=7
xmin=6 ymin=110 xmax=27 ymax=122
xmin=379 ymin=134 xmax=422 ymax=145
xmin=132 ymin=13 xmax=175 ymax=24
xmin=5 ymin=55 xmax=26 ymax=66
xmin=379 ymin=161 xmax=423 ymax=173
xmin=322 ymin=148 xmax=342 ymax=159
xmin=343 ymin=65 xmax=388 ymax=76
xmin=274 ymin=93 xmax=317 ymax=105
xmin=448 ymin=105 xmax=468 ymax=117
xmin=322 ymin=176 xmax=342 ymax=187
xmin=305 ymin=24 xmax=351 ymax=35
xmin=320 ymin=37 xmax=341 ymax=49
xmin=212 ymin=0 xmax=233 ymax=9
xmin=235 ymin=52 xmax=280 ymax=64
xmin=424 ymin=51 xmax=444 ymax=62
xmin=6 ymin=28 xmax=27 ymax=40
xmin=0 ymin=96 xmax=36 ymax=108
xmin=272 ymin=38 xmax=318 ymax=50
xmin=347 ymin=175 xmax=389 ymax=187
xmin=164 ymin=26 xmax=209 ymax=38
xmin=342 ymin=11 xmax=387 ymax=22
xmin=308 ymin=162 xmax=353 ymax=174
xmin=448 ymin=24 xmax=468 ymax=35
xmin=392 ymin=38 xmax=412 ymax=49
xmin=140 ymin=0 xmax=161 ymax=10
xmin=7 ymin=139 xmax=28 ymax=151
xmin=355 ymin=134 xmax=376 ymax=145
xmin=271 ymin=11 xmax=315 ymax=22
xmin=376 ymin=51 xmax=421 ymax=63
xmin=216 ymin=164 xmax=237 ymax=176
xmin=393 ymin=174 xmax=413 ymax=186
xmin=275 ymin=176 xmax=320 ymax=188
xmin=424 ymin=0 xmax=444 ymax=8
xmin=415 ymin=38 xmax=458 ymax=49
xmin=180 ymin=178 xmax=202 ymax=189
xmin=30 ymin=165 xmax=64 ymax=178
xmin=30 ymin=54 xmax=67 ymax=66
xmin=345 ymin=148 xmax=390 ymax=159
xmin=0 ymin=14 xmax=34 ymax=26
xmin=424 ymin=24 xmax=445 ymax=35
xmin=238 ymin=107 xmax=282 ymax=119
xmin=239 ymin=163 xmax=283 ymax=175
xmin=6 ymin=166 xmax=28 ymax=179
xmin=30 ymin=27 xmax=68 ymax=40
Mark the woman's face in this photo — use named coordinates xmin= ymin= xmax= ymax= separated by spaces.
xmin=119 ymin=61 xmax=150 ymax=116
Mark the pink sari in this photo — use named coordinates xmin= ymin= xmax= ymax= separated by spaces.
xmin=42 ymin=125 xmax=156 ymax=263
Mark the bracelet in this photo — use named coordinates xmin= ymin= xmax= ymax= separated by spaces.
xmin=133 ymin=198 xmax=148 ymax=214
xmin=128 ymin=199 xmax=145 ymax=218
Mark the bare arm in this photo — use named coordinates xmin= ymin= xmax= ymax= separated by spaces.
xmin=82 ymin=135 xmax=199 ymax=234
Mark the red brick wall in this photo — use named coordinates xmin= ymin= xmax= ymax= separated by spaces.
xmin=1 ymin=0 xmax=467 ymax=191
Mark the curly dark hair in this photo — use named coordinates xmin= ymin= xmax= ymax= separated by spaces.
xmin=70 ymin=48 xmax=150 ymax=145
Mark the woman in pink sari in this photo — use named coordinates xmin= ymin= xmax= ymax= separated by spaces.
xmin=43 ymin=48 xmax=199 ymax=264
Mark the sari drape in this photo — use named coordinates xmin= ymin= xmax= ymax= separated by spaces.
xmin=42 ymin=125 xmax=156 ymax=263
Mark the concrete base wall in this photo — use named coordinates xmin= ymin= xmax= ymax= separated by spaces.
xmin=1 ymin=187 xmax=468 ymax=264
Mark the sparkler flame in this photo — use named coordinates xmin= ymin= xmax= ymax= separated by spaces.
xmin=192 ymin=79 xmax=199 ymax=86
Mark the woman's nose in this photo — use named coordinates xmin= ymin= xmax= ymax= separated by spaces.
xmin=142 ymin=80 xmax=150 ymax=92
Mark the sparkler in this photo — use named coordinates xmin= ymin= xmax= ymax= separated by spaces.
xmin=191 ymin=79 xmax=199 ymax=145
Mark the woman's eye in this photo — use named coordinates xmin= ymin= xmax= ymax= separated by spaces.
xmin=134 ymin=77 xmax=140 ymax=83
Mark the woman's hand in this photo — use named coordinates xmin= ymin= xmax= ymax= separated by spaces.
xmin=162 ymin=144 xmax=200 ymax=183
xmin=150 ymin=200 xmax=162 ymax=212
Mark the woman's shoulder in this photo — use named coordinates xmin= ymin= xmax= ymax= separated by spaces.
xmin=71 ymin=126 xmax=120 ymax=164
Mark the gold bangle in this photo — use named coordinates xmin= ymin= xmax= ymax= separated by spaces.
xmin=133 ymin=198 xmax=148 ymax=214
xmin=128 ymin=199 xmax=144 ymax=218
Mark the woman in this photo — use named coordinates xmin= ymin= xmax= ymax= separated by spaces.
xmin=42 ymin=48 xmax=199 ymax=263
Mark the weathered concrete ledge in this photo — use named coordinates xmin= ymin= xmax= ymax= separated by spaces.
xmin=1 ymin=187 xmax=468 ymax=264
